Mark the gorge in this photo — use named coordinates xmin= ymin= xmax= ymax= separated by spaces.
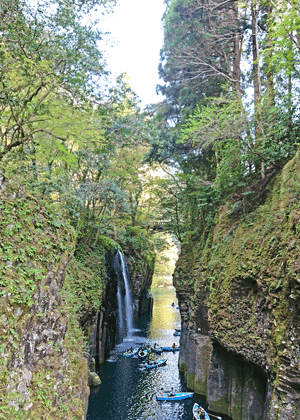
xmin=1 ymin=152 xmax=300 ymax=419
xmin=1 ymin=0 xmax=300 ymax=418
xmin=173 ymin=152 xmax=300 ymax=420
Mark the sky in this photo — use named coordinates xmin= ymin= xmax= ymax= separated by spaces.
xmin=99 ymin=0 xmax=166 ymax=108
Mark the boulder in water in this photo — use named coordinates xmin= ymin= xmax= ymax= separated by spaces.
xmin=88 ymin=372 xmax=101 ymax=387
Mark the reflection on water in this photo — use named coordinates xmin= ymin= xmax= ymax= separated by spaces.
xmin=87 ymin=287 xmax=217 ymax=420
xmin=148 ymin=288 xmax=181 ymax=336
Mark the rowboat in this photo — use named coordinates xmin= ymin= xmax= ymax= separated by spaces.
xmin=122 ymin=348 xmax=139 ymax=357
xmin=161 ymin=345 xmax=180 ymax=352
xmin=156 ymin=392 xmax=194 ymax=401
xmin=193 ymin=403 xmax=210 ymax=419
xmin=138 ymin=349 xmax=148 ymax=359
xmin=151 ymin=346 xmax=162 ymax=355
xmin=144 ymin=359 xmax=167 ymax=369
xmin=173 ymin=331 xmax=181 ymax=336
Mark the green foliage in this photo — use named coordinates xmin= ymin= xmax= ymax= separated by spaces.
xmin=97 ymin=235 xmax=121 ymax=250
xmin=146 ymin=0 xmax=300 ymax=256
xmin=0 ymin=0 xmax=112 ymax=162
xmin=65 ymin=243 xmax=107 ymax=317
xmin=0 ymin=0 xmax=165 ymax=262
xmin=180 ymin=96 xmax=250 ymax=192
xmin=253 ymin=101 xmax=300 ymax=167
xmin=264 ymin=0 xmax=300 ymax=77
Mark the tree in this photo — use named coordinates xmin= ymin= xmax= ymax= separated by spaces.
xmin=0 ymin=0 xmax=114 ymax=163
xmin=157 ymin=0 xmax=246 ymax=124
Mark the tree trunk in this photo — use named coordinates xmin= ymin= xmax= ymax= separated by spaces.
xmin=251 ymin=0 xmax=264 ymax=178
xmin=232 ymin=2 xmax=243 ymax=98
xmin=252 ymin=0 xmax=262 ymax=103
xmin=264 ymin=4 xmax=275 ymax=108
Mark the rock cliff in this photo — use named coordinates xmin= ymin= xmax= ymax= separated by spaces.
xmin=174 ymin=152 xmax=300 ymax=420
xmin=125 ymin=249 xmax=154 ymax=318
xmin=0 ymin=177 xmax=89 ymax=419
xmin=0 ymin=177 xmax=155 ymax=419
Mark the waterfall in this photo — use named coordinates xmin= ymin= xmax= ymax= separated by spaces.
xmin=114 ymin=250 xmax=134 ymax=342
xmin=119 ymin=250 xmax=133 ymax=335
xmin=117 ymin=285 xmax=123 ymax=330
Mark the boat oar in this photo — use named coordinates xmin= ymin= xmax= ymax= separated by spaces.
xmin=163 ymin=394 xmax=171 ymax=404
xmin=207 ymin=413 xmax=222 ymax=420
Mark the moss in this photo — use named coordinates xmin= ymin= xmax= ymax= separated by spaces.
xmin=194 ymin=377 xmax=207 ymax=396
xmin=65 ymin=243 xmax=107 ymax=319
xmin=209 ymin=395 xmax=229 ymax=415
xmin=187 ymin=372 xmax=195 ymax=389
xmin=178 ymin=360 xmax=187 ymax=373
xmin=174 ymin=152 xmax=300 ymax=408
xmin=231 ymin=396 xmax=243 ymax=420
xmin=0 ymin=178 xmax=90 ymax=419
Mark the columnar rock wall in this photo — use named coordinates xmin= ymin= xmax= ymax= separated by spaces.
xmin=174 ymin=152 xmax=300 ymax=420
xmin=87 ymin=249 xmax=154 ymax=369
xmin=0 ymin=176 xmax=156 ymax=419
xmin=0 ymin=178 xmax=89 ymax=419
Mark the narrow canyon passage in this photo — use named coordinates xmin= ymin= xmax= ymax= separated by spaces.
xmin=87 ymin=288 xmax=227 ymax=420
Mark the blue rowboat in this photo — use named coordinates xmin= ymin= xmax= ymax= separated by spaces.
xmin=144 ymin=359 xmax=167 ymax=369
xmin=173 ymin=331 xmax=181 ymax=336
xmin=161 ymin=346 xmax=180 ymax=352
xmin=156 ymin=392 xmax=194 ymax=401
xmin=122 ymin=348 xmax=139 ymax=357
xmin=193 ymin=403 xmax=210 ymax=419
xmin=151 ymin=346 xmax=162 ymax=355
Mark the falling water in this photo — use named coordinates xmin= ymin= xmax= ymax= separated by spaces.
xmin=115 ymin=250 xmax=134 ymax=340
xmin=118 ymin=250 xmax=133 ymax=335
xmin=117 ymin=285 xmax=123 ymax=331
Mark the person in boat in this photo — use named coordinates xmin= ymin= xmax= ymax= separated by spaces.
xmin=197 ymin=407 xmax=206 ymax=419
xmin=154 ymin=360 xmax=158 ymax=366
xmin=168 ymin=387 xmax=175 ymax=397
xmin=172 ymin=343 xmax=176 ymax=349
xmin=159 ymin=387 xmax=164 ymax=396
xmin=130 ymin=347 xmax=133 ymax=352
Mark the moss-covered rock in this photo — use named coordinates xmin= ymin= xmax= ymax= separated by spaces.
xmin=174 ymin=152 xmax=300 ymax=419
xmin=65 ymin=245 xmax=119 ymax=367
xmin=0 ymin=177 xmax=89 ymax=419
xmin=0 ymin=173 xmax=157 ymax=419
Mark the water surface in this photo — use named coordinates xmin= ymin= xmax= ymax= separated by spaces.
xmin=87 ymin=288 xmax=213 ymax=420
